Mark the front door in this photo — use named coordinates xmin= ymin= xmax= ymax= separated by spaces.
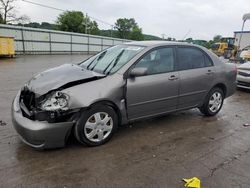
xmin=126 ymin=47 xmax=179 ymax=120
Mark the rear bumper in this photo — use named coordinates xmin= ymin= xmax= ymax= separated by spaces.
xmin=11 ymin=91 xmax=74 ymax=149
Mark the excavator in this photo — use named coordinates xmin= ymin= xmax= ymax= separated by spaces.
xmin=211 ymin=37 xmax=237 ymax=59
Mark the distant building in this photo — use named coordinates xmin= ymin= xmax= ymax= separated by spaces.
xmin=234 ymin=31 xmax=250 ymax=49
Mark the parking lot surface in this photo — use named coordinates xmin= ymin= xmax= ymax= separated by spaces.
xmin=0 ymin=55 xmax=250 ymax=188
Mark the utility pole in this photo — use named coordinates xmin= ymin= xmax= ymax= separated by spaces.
xmin=110 ymin=25 xmax=113 ymax=37
xmin=161 ymin=34 xmax=166 ymax=40
xmin=85 ymin=13 xmax=88 ymax=34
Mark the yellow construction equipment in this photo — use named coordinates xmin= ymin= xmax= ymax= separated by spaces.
xmin=183 ymin=177 xmax=201 ymax=188
xmin=0 ymin=36 xmax=15 ymax=57
xmin=211 ymin=37 xmax=237 ymax=59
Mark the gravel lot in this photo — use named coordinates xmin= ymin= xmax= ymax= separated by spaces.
xmin=0 ymin=55 xmax=250 ymax=188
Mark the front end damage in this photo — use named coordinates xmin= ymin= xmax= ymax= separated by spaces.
xmin=11 ymin=63 xmax=126 ymax=149
xmin=11 ymin=63 xmax=109 ymax=149
xmin=20 ymin=87 xmax=77 ymax=123
xmin=12 ymin=87 xmax=79 ymax=149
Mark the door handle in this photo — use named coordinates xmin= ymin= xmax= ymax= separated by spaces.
xmin=168 ymin=75 xmax=178 ymax=80
xmin=206 ymin=70 xmax=213 ymax=75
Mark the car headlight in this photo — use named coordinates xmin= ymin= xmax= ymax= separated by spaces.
xmin=40 ymin=91 xmax=69 ymax=111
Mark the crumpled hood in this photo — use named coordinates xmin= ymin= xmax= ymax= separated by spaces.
xmin=26 ymin=64 xmax=104 ymax=96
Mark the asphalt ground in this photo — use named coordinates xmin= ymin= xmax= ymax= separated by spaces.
xmin=0 ymin=55 xmax=250 ymax=188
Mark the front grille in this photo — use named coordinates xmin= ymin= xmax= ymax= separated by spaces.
xmin=238 ymin=71 xmax=250 ymax=77
xmin=237 ymin=81 xmax=250 ymax=87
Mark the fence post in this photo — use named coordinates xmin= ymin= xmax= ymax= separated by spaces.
xmin=87 ymin=35 xmax=90 ymax=55
xmin=49 ymin=32 xmax=52 ymax=54
xmin=21 ymin=28 xmax=25 ymax=54
xmin=70 ymin=34 xmax=73 ymax=55
xmin=101 ymin=38 xmax=103 ymax=51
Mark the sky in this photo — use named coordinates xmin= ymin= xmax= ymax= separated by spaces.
xmin=15 ymin=0 xmax=250 ymax=40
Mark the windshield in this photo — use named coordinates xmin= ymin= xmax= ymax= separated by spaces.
xmin=80 ymin=45 xmax=145 ymax=75
xmin=211 ymin=44 xmax=220 ymax=50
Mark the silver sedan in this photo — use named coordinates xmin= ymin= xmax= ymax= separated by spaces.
xmin=12 ymin=41 xmax=237 ymax=149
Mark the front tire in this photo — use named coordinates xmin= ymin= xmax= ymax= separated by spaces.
xmin=199 ymin=87 xmax=224 ymax=116
xmin=74 ymin=105 xmax=118 ymax=146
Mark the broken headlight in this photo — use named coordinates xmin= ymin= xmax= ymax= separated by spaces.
xmin=40 ymin=91 xmax=69 ymax=111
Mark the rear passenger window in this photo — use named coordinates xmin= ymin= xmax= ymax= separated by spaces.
xmin=177 ymin=47 xmax=209 ymax=70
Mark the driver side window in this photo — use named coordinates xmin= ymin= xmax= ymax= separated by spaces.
xmin=134 ymin=47 xmax=175 ymax=75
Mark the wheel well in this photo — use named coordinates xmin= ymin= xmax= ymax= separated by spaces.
xmin=213 ymin=83 xmax=227 ymax=96
xmin=90 ymin=100 xmax=122 ymax=125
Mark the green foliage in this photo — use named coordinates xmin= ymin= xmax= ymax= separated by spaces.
xmin=40 ymin=22 xmax=58 ymax=30
xmin=99 ymin=30 xmax=119 ymax=38
xmin=11 ymin=10 xmax=162 ymax=41
xmin=24 ymin=22 xmax=40 ymax=28
xmin=213 ymin=35 xmax=222 ymax=43
xmin=185 ymin=38 xmax=193 ymax=42
xmin=56 ymin=11 xmax=99 ymax=35
xmin=115 ymin=18 xmax=144 ymax=40
xmin=87 ymin=21 xmax=100 ymax=35
xmin=56 ymin=11 xmax=85 ymax=33
xmin=20 ymin=22 xmax=58 ymax=30
xmin=129 ymin=27 xmax=144 ymax=40
xmin=99 ymin=29 xmax=160 ymax=41
xmin=166 ymin=37 xmax=176 ymax=41
xmin=143 ymin=34 xmax=162 ymax=40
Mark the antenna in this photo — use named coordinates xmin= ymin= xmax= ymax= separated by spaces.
xmin=182 ymin=30 xmax=191 ymax=40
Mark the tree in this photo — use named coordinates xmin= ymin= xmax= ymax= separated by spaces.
xmin=115 ymin=18 xmax=144 ymax=40
xmin=129 ymin=27 xmax=143 ymax=40
xmin=213 ymin=35 xmax=222 ymax=43
xmin=0 ymin=13 xmax=3 ymax=23
xmin=186 ymin=38 xmax=193 ymax=42
xmin=0 ymin=0 xmax=29 ymax=24
xmin=88 ymin=20 xmax=100 ymax=35
xmin=25 ymin=22 xmax=40 ymax=28
xmin=40 ymin=22 xmax=58 ymax=30
xmin=56 ymin=11 xmax=99 ymax=35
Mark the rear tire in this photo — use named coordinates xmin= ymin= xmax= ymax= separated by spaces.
xmin=199 ymin=87 xmax=224 ymax=116
xmin=74 ymin=105 xmax=118 ymax=146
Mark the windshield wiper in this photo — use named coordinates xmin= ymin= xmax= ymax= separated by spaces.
xmin=86 ymin=51 xmax=107 ymax=70
xmin=103 ymin=49 xmax=125 ymax=75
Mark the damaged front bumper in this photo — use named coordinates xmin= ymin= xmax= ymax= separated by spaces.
xmin=11 ymin=91 xmax=75 ymax=149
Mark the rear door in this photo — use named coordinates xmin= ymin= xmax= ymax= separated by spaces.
xmin=126 ymin=47 xmax=179 ymax=120
xmin=176 ymin=46 xmax=215 ymax=109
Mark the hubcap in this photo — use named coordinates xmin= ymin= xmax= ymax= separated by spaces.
xmin=208 ymin=92 xmax=222 ymax=113
xmin=84 ymin=112 xmax=113 ymax=142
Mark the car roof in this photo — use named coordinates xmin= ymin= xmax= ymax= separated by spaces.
xmin=124 ymin=40 xmax=195 ymax=47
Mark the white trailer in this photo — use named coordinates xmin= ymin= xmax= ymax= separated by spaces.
xmin=234 ymin=31 xmax=250 ymax=50
xmin=234 ymin=13 xmax=250 ymax=50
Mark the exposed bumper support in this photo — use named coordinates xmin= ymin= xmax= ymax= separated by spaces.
xmin=12 ymin=91 xmax=74 ymax=149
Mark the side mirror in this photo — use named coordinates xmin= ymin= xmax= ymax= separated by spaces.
xmin=129 ymin=67 xmax=148 ymax=77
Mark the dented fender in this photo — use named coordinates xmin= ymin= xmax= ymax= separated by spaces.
xmin=63 ymin=73 xmax=128 ymax=124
